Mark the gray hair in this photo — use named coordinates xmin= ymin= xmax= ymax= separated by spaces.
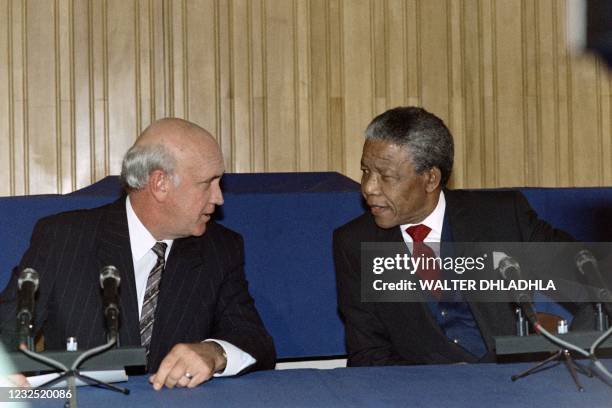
xmin=365 ymin=106 xmax=454 ymax=187
xmin=120 ymin=143 xmax=179 ymax=189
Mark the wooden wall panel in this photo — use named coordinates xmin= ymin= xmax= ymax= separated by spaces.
xmin=343 ymin=0 xmax=373 ymax=181
xmin=494 ymin=0 xmax=525 ymax=187
xmin=0 ymin=0 xmax=611 ymax=196
xmin=0 ymin=0 xmax=10 ymax=196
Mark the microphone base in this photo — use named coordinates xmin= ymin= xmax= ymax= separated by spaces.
xmin=495 ymin=330 xmax=612 ymax=355
xmin=12 ymin=342 xmax=142 ymax=408
xmin=8 ymin=346 xmax=145 ymax=372
xmin=510 ymin=349 xmax=593 ymax=392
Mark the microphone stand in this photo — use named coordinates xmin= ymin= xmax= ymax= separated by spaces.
xmin=17 ymin=315 xmax=34 ymax=352
xmin=594 ymin=303 xmax=609 ymax=331
xmin=510 ymin=313 xmax=593 ymax=392
xmin=19 ymin=334 xmax=130 ymax=408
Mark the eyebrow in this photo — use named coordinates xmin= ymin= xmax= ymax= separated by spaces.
xmin=199 ymin=174 xmax=222 ymax=183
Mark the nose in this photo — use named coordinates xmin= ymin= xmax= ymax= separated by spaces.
xmin=361 ymin=173 xmax=380 ymax=197
xmin=211 ymin=181 xmax=224 ymax=206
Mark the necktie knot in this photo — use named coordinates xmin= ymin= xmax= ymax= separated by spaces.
xmin=405 ymin=224 xmax=431 ymax=243
xmin=152 ymin=242 xmax=167 ymax=260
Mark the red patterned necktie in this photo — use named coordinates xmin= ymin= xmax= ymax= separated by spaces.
xmin=405 ymin=224 xmax=441 ymax=298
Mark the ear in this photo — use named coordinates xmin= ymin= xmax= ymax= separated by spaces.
xmin=148 ymin=169 xmax=172 ymax=202
xmin=424 ymin=167 xmax=442 ymax=193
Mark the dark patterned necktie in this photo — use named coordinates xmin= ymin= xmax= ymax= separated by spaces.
xmin=140 ymin=242 xmax=167 ymax=358
xmin=406 ymin=224 xmax=441 ymax=298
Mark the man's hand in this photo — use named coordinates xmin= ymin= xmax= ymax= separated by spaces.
xmin=5 ymin=374 xmax=30 ymax=387
xmin=149 ymin=341 xmax=227 ymax=390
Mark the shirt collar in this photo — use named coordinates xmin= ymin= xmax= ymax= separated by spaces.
xmin=126 ymin=196 xmax=173 ymax=262
xmin=400 ymin=190 xmax=446 ymax=241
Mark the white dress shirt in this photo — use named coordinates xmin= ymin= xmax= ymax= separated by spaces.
xmin=400 ymin=191 xmax=446 ymax=255
xmin=126 ymin=197 xmax=255 ymax=376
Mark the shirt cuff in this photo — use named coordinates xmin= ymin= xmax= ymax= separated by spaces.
xmin=203 ymin=339 xmax=256 ymax=377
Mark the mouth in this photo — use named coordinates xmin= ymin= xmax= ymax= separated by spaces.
xmin=368 ymin=204 xmax=390 ymax=216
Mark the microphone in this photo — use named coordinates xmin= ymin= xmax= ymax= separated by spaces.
xmin=575 ymin=249 xmax=612 ymax=317
xmin=16 ymin=268 xmax=39 ymax=348
xmin=575 ymin=250 xmax=612 ymax=301
xmin=99 ymin=265 xmax=121 ymax=339
xmin=498 ymin=256 xmax=538 ymax=325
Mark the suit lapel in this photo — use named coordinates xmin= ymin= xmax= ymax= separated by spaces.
xmin=95 ymin=198 xmax=141 ymax=347
xmin=443 ymin=189 xmax=514 ymax=348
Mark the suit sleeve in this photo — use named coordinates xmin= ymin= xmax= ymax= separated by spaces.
xmin=210 ymin=232 xmax=276 ymax=373
xmin=512 ymin=192 xmax=573 ymax=242
xmin=511 ymin=192 xmax=594 ymax=330
xmin=334 ymin=230 xmax=416 ymax=366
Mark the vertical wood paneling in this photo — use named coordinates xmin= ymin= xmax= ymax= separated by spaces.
xmin=107 ymin=0 xmax=138 ymax=172
xmin=13 ymin=0 xmax=28 ymax=196
xmin=73 ymin=0 xmax=93 ymax=189
xmin=523 ymin=0 xmax=539 ymax=186
xmin=537 ymin=0 xmax=558 ymax=187
xmin=185 ymin=0 xmax=216 ymax=133
xmin=343 ymin=0 xmax=373 ymax=182
xmin=216 ymin=0 xmax=233 ymax=169
xmin=405 ymin=0 xmax=420 ymax=107
xmin=601 ymin=58 xmax=612 ymax=185
xmin=386 ymin=0 xmax=406 ymax=108
xmin=418 ymin=0 xmax=449 ymax=122
xmin=1 ymin=0 xmax=611 ymax=196
xmin=495 ymin=0 xmax=525 ymax=187
xmin=480 ymin=0 xmax=497 ymax=187
xmin=231 ymin=0 xmax=253 ymax=172
xmin=448 ymin=0 xmax=465 ymax=187
xmin=265 ymin=0 xmax=296 ymax=171
xmin=0 ymin=0 xmax=11 ymax=196
xmin=249 ymin=0 xmax=266 ymax=172
xmin=90 ymin=0 xmax=107 ymax=181
xmin=462 ymin=0 xmax=484 ymax=187
xmin=57 ymin=0 xmax=76 ymax=193
xmin=328 ymin=0 xmax=344 ymax=174
xmin=554 ymin=0 xmax=571 ymax=186
xmin=571 ymin=54 xmax=602 ymax=186
xmin=27 ymin=0 xmax=57 ymax=194
xmin=295 ymin=0 xmax=311 ymax=170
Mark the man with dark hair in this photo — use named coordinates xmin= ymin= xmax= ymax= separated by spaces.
xmin=0 ymin=118 xmax=275 ymax=388
xmin=333 ymin=106 xmax=591 ymax=366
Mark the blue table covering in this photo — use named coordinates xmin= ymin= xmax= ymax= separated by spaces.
xmin=30 ymin=362 xmax=612 ymax=407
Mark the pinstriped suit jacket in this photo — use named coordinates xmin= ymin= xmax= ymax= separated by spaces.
xmin=0 ymin=198 xmax=276 ymax=373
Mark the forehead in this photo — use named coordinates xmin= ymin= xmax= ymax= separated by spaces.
xmin=177 ymin=139 xmax=225 ymax=177
xmin=361 ymin=139 xmax=412 ymax=167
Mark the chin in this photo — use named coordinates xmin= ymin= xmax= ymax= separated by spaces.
xmin=192 ymin=224 xmax=208 ymax=236
xmin=373 ymin=217 xmax=398 ymax=230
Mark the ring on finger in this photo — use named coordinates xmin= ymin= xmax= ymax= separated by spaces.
xmin=184 ymin=372 xmax=193 ymax=379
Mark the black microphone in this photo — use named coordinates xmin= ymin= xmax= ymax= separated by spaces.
xmin=16 ymin=268 xmax=39 ymax=348
xmin=575 ymin=249 xmax=612 ymax=316
xmin=498 ymin=256 xmax=538 ymax=325
xmin=99 ymin=265 xmax=121 ymax=339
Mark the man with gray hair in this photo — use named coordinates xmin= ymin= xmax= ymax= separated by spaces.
xmin=333 ymin=106 xmax=591 ymax=366
xmin=0 ymin=118 xmax=275 ymax=389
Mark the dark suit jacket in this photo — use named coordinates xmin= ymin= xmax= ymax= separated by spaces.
xmin=334 ymin=189 xmax=592 ymax=367
xmin=0 ymin=198 xmax=276 ymax=373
